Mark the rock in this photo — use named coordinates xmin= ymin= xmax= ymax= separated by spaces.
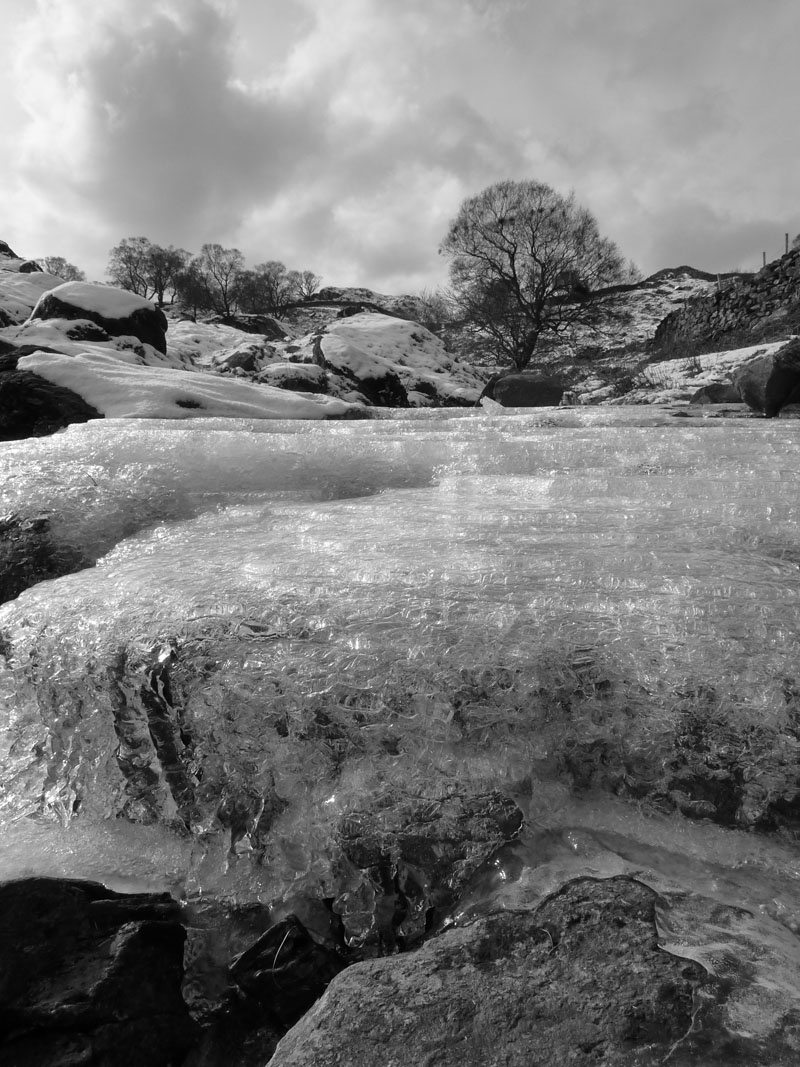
xmin=480 ymin=373 xmax=565 ymax=407
xmin=259 ymin=363 xmax=329 ymax=393
xmin=0 ymin=877 xmax=198 ymax=1067
xmin=689 ymin=382 xmax=741 ymax=404
xmin=230 ymin=916 xmax=346 ymax=1028
xmin=29 ymin=281 xmax=169 ymax=354
xmin=0 ymin=349 xmax=102 ymax=441
xmin=269 ymin=877 xmax=716 ymax=1067
xmin=732 ymin=338 xmax=800 ymax=416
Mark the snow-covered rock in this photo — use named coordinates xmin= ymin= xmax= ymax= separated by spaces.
xmin=29 ymin=281 xmax=169 ymax=353
xmin=16 ymin=348 xmax=356 ymax=421
xmin=297 ymin=313 xmax=485 ymax=406
xmin=608 ymin=339 xmax=793 ymax=407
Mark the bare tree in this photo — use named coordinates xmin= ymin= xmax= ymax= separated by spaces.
xmin=440 ymin=180 xmax=626 ymax=371
xmin=295 ymin=270 xmax=322 ymax=300
xmin=193 ymin=243 xmax=245 ymax=317
xmin=145 ymin=245 xmax=190 ymax=305
xmin=38 ymin=256 xmax=86 ymax=281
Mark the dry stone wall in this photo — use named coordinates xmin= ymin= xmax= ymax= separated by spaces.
xmin=654 ymin=248 xmax=800 ymax=354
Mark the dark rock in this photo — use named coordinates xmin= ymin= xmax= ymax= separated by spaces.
xmin=0 ymin=367 xmax=101 ymax=441
xmin=0 ymin=240 xmax=19 ymax=259
xmin=209 ymin=314 xmax=287 ymax=340
xmin=63 ymin=319 xmax=112 ymax=342
xmin=30 ymin=282 xmax=169 ymax=354
xmin=269 ymin=877 xmax=714 ymax=1067
xmin=0 ymin=877 xmax=198 ymax=1067
xmin=353 ymin=369 xmax=408 ymax=407
xmin=732 ymin=338 xmax=800 ymax=416
xmin=479 ymin=372 xmax=564 ymax=407
xmin=0 ymin=512 xmax=89 ymax=605
xmin=230 ymin=916 xmax=346 ymax=1028
xmin=689 ymin=382 xmax=741 ymax=404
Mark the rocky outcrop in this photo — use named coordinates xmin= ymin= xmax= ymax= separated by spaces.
xmin=0 ymin=877 xmax=198 ymax=1067
xmin=479 ymin=372 xmax=564 ymax=407
xmin=654 ymin=248 xmax=800 ymax=356
xmin=269 ymin=877 xmax=713 ymax=1067
xmin=731 ymin=337 xmax=800 ymax=416
xmin=30 ymin=282 xmax=169 ymax=354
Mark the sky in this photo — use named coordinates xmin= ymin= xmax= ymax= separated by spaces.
xmin=1 ymin=0 xmax=798 ymax=293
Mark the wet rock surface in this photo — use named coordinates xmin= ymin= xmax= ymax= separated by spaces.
xmin=269 ymin=877 xmax=718 ymax=1067
xmin=334 ymin=791 xmax=524 ymax=952
xmin=0 ymin=878 xmax=198 ymax=1067
xmin=0 ymin=512 xmax=89 ymax=604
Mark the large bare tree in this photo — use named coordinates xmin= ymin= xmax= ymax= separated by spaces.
xmin=441 ymin=180 xmax=626 ymax=371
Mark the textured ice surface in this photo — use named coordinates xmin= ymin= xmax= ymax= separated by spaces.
xmin=1 ymin=408 xmax=800 ymax=958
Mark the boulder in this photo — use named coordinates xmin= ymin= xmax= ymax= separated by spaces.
xmin=0 ymin=877 xmax=198 ymax=1067
xmin=479 ymin=373 xmax=564 ymax=407
xmin=29 ymin=281 xmax=169 ymax=354
xmin=269 ymin=877 xmax=720 ymax=1067
xmin=688 ymin=382 xmax=742 ymax=404
xmin=207 ymin=313 xmax=287 ymax=340
xmin=731 ymin=338 xmax=800 ymax=416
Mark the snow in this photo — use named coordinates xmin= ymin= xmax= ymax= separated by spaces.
xmin=0 ymin=270 xmax=63 ymax=323
xmin=17 ymin=348 xmax=356 ymax=419
xmin=30 ymin=280 xmax=158 ymax=319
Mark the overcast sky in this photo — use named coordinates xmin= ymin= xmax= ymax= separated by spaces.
xmin=1 ymin=0 xmax=798 ymax=292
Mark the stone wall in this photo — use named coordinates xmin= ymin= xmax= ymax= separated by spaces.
xmin=653 ymin=248 xmax=800 ymax=354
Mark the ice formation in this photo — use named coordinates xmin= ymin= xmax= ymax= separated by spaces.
xmin=1 ymin=408 xmax=800 ymax=1002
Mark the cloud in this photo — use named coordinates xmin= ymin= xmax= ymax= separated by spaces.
xmin=2 ymin=0 xmax=799 ymax=288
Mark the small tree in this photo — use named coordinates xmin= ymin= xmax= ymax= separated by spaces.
xmin=38 ymin=256 xmax=86 ymax=281
xmin=441 ymin=180 xmax=626 ymax=371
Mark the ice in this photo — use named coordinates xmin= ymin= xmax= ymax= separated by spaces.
xmin=2 ymin=407 xmax=800 ymax=949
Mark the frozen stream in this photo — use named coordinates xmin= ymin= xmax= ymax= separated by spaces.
xmin=1 ymin=408 xmax=800 ymax=1027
